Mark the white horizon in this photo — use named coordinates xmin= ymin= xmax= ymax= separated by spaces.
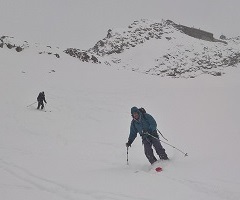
xmin=1 ymin=0 xmax=240 ymax=49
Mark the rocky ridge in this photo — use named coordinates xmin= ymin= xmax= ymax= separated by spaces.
xmin=88 ymin=19 xmax=175 ymax=56
xmin=1 ymin=19 xmax=240 ymax=78
xmin=88 ymin=19 xmax=240 ymax=78
xmin=0 ymin=36 xmax=100 ymax=63
xmin=0 ymin=36 xmax=61 ymax=58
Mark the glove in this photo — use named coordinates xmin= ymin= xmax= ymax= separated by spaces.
xmin=126 ymin=140 xmax=133 ymax=147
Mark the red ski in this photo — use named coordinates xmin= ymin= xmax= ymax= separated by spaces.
xmin=155 ymin=166 xmax=163 ymax=172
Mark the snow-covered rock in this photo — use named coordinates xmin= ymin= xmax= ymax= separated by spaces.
xmin=88 ymin=19 xmax=240 ymax=78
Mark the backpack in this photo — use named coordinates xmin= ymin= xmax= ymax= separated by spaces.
xmin=138 ymin=107 xmax=147 ymax=115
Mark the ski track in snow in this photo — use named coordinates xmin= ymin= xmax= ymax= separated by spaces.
xmin=0 ymin=158 xmax=151 ymax=200
xmin=164 ymin=175 xmax=240 ymax=200
xmin=124 ymin=157 xmax=240 ymax=200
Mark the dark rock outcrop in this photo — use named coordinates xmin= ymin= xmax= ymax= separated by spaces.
xmin=64 ymin=48 xmax=100 ymax=63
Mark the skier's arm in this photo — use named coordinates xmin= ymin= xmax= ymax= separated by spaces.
xmin=43 ymin=96 xmax=47 ymax=103
xmin=128 ymin=122 xmax=138 ymax=145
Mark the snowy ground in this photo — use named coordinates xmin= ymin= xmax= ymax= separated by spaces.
xmin=1 ymin=47 xmax=240 ymax=200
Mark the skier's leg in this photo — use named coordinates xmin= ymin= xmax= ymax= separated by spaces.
xmin=152 ymin=137 xmax=169 ymax=160
xmin=37 ymin=101 xmax=40 ymax=109
xmin=142 ymin=138 xmax=157 ymax=164
xmin=40 ymin=102 xmax=44 ymax=109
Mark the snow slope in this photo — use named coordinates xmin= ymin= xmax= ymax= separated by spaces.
xmin=1 ymin=29 xmax=240 ymax=200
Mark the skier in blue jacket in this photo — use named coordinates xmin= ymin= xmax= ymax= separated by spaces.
xmin=126 ymin=107 xmax=168 ymax=164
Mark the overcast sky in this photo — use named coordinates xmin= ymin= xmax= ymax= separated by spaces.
xmin=1 ymin=0 xmax=240 ymax=49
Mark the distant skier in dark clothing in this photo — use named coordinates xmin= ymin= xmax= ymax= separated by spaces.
xmin=126 ymin=107 xmax=168 ymax=164
xmin=37 ymin=91 xmax=47 ymax=109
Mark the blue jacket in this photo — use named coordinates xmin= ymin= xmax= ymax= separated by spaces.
xmin=128 ymin=107 xmax=158 ymax=143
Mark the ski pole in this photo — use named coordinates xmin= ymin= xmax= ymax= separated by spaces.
xmin=157 ymin=128 xmax=168 ymax=141
xmin=127 ymin=147 xmax=129 ymax=165
xmin=43 ymin=102 xmax=47 ymax=111
xmin=27 ymin=102 xmax=37 ymax=107
xmin=145 ymin=133 xmax=188 ymax=157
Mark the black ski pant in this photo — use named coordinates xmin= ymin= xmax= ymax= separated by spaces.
xmin=37 ymin=101 xmax=44 ymax=109
xmin=142 ymin=136 xmax=167 ymax=164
